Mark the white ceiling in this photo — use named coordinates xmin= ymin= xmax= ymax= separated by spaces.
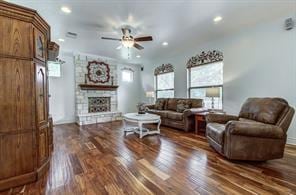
xmin=7 ymin=0 xmax=296 ymax=64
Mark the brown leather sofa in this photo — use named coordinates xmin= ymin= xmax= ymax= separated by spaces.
xmin=206 ymin=97 xmax=295 ymax=161
xmin=146 ymin=98 xmax=207 ymax=131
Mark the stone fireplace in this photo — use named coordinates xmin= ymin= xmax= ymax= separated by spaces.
xmin=74 ymin=53 xmax=122 ymax=125
xmin=88 ymin=97 xmax=110 ymax=113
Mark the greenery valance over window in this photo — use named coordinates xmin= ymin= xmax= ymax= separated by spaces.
xmin=187 ymin=50 xmax=223 ymax=68
xmin=154 ymin=63 xmax=174 ymax=75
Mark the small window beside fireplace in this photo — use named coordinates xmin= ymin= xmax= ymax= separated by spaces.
xmin=88 ymin=97 xmax=111 ymax=113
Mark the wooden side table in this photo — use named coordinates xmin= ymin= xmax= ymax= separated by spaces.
xmin=195 ymin=111 xmax=225 ymax=134
xmin=195 ymin=112 xmax=208 ymax=134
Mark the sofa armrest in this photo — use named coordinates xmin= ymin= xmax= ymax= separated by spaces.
xmin=145 ymin=104 xmax=155 ymax=110
xmin=226 ymin=121 xmax=284 ymax=139
xmin=183 ymin=107 xmax=208 ymax=117
xmin=206 ymin=113 xmax=238 ymax=124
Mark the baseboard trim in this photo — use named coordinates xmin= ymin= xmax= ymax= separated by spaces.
xmin=287 ymin=137 xmax=296 ymax=145
xmin=53 ymin=120 xmax=75 ymax=125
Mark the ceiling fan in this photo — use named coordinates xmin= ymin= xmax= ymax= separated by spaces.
xmin=101 ymin=28 xmax=153 ymax=50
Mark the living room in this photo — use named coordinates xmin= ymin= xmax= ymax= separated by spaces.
xmin=0 ymin=0 xmax=296 ymax=194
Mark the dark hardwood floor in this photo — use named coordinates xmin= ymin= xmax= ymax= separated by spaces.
xmin=2 ymin=121 xmax=296 ymax=194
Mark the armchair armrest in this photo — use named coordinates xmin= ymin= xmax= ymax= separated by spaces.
xmin=145 ymin=104 xmax=155 ymax=110
xmin=183 ymin=107 xmax=208 ymax=117
xmin=206 ymin=113 xmax=238 ymax=124
xmin=226 ymin=121 xmax=284 ymax=139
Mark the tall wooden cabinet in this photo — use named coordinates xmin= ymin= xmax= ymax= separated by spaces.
xmin=0 ymin=2 xmax=53 ymax=191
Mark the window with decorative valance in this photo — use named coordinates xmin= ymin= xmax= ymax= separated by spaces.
xmin=121 ymin=67 xmax=134 ymax=82
xmin=187 ymin=50 xmax=223 ymax=109
xmin=154 ymin=63 xmax=174 ymax=98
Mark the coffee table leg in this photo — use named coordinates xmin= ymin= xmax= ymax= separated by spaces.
xmin=138 ymin=121 xmax=143 ymax=138
xmin=123 ymin=119 xmax=127 ymax=136
xmin=157 ymin=119 xmax=161 ymax=134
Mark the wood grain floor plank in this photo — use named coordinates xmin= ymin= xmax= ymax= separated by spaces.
xmin=138 ymin=158 xmax=170 ymax=181
xmin=68 ymin=153 xmax=84 ymax=175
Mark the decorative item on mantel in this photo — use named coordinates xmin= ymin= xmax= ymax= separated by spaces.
xmin=84 ymin=74 xmax=88 ymax=84
xmin=137 ymin=102 xmax=146 ymax=114
xmin=111 ymin=76 xmax=114 ymax=85
xmin=87 ymin=60 xmax=110 ymax=83
xmin=79 ymin=60 xmax=119 ymax=90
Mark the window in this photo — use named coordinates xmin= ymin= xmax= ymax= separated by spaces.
xmin=122 ymin=69 xmax=134 ymax=82
xmin=188 ymin=61 xmax=223 ymax=109
xmin=155 ymin=72 xmax=174 ymax=98
xmin=154 ymin=63 xmax=174 ymax=98
xmin=48 ymin=61 xmax=61 ymax=77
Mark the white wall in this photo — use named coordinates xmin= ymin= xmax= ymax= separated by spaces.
xmin=49 ymin=52 xmax=142 ymax=125
xmin=49 ymin=52 xmax=75 ymax=124
xmin=117 ymin=64 xmax=142 ymax=113
xmin=141 ymin=16 xmax=296 ymax=144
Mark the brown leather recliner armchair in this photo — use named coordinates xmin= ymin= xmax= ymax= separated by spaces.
xmin=206 ymin=98 xmax=295 ymax=161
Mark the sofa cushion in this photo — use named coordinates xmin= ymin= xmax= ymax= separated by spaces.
xmin=176 ymin=100 xmax=191 ymax=113
xmin=155 ymin=99 xmax=166 ymax=110
xmin=167 ymin=99 xmax=178 ymax=111
xmin=148 ymin=109 xmax=168 ymax=118
xmin=239 ymin=98 xmax=287 ymax=124
xmin=207 ymin=123 xmax=226 ymax=145
xmin=191 ymin=99 xmax=203 ymax=108
xmin=167 ymin=111 xmax=183 ymax=121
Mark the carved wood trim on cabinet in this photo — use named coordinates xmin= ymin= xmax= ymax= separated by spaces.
xmin=36 ymin=63 xmax=48 ymax=126
xmin=37 ymin=126 xmax=49 ymax=166
xmin=34 ymin=29 xmax=46 ymax=61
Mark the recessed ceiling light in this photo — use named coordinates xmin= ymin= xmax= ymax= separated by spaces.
xmin=213 ymin=16 xmax=223 ymax=23
xmin=61 ymin=6 xmax=71 ymax=14
xmin=162 ymin=42 xmax=168 ymax=46
xmin=136 ymin=55 xmax=141 ymax=58
xmin=58 ymin=38 xmax=65 ymax=42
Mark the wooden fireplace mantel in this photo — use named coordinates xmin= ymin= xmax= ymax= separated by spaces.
xmin=79 ymin=84 xmax=119 ymax=91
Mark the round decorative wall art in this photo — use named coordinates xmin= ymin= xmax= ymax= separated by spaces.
xmin=87 ymin=61 xmax=110 ymax=83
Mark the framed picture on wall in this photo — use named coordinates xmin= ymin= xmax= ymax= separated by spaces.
xmin=34 ymin=28 xmax=46 ymax=61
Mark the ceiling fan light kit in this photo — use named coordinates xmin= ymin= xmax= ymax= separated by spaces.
xmin=122 ymin=37 xmax=135 ymax=48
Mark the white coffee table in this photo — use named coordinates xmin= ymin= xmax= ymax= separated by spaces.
xmin=123 ymin=113 xmax=161 ymax=138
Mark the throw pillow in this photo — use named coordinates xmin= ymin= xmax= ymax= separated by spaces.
xmin=167 ymin=99 xmax=178 ymax=111
xmin=176 ymin=100 xmax=191 ymax=113
xmin=155 ymin=99 xmax=165 ymax=110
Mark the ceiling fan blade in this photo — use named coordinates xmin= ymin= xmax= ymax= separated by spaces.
xmin=134 ymin=36 xmax=153 ymax=42
xmin=116 ymin=45 xmax=122 ymax=50
xmin=134 ymin=43 xmax=144 ymax=50
xmin=101 ymin=37 xmax=121 ymax=41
